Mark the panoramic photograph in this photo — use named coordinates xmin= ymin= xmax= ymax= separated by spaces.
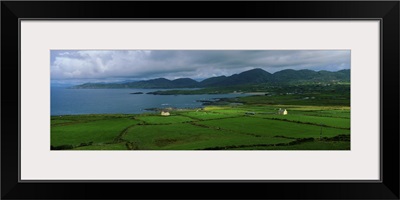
xmin=51 ymin=50 xmax=350 ymax=150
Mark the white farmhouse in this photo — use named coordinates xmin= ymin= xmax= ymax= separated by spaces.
xmin=161 ymin=111 xmax=170 ymax=116
xmin=278 ymin=108 xmax=288 ymax=115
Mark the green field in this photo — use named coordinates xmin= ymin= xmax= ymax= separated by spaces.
xmin=51 ymin=115 xmax=139 ymax=148
xmin=51 ymin=102 xmax=350 ymax=150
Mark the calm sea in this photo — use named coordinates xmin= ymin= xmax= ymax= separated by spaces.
xmin=51 ymin=88 xmax=248 ymax=116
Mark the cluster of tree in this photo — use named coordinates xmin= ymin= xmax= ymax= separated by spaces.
xmin=200 ymin=137 xmax=315 ymax=150
xmin=320 ymin=134 xmax=350 ymax=141
xmin=50 ymin=145 xmax=73 ymax=150
xmin=125 ymin=141 xmax=141 ymax=150
xmin=50 ymin=141 xmax=93 ymax=150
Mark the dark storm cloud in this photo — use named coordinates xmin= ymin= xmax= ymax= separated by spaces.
xmin=51 ymin=50 xmax=350 ymax=83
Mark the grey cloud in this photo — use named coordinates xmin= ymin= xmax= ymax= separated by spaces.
xmin=51 ymin=50 xmax=350 ymax=82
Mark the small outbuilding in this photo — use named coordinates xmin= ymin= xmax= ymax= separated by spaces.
xmin=161 ymin=111 xmax=170 ymax=116
xmin=278 ymin=108 xmax=288 ymax=115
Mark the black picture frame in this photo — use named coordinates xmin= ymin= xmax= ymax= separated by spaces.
xmin=1 ymin=1 xmax=399 ymax=199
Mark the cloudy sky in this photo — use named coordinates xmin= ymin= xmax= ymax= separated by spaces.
xmin=51 ymin=50 xmax=350 ymax=85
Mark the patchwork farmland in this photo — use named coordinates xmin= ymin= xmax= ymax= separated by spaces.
xmin=51 ymin=104 xmax=350 ymax=150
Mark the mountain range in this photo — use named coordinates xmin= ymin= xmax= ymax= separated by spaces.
xmin=73 ymin=68 xmax=350 ymax=89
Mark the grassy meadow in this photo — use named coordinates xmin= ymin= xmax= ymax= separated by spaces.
xmin=51 ymin=93 xmax=350 ymax=150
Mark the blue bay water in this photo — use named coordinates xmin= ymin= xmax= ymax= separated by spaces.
xmin=51 ymin=88 xmax=247 ymax=116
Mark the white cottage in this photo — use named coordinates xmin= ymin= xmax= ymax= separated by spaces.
xmin=278 ymin=108 xmax=288 ymax=115
xmin=161 ymin=111 xmax=170 ymax=116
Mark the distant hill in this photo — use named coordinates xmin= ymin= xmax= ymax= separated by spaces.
xmin=272 ymin=69 xmax=318 ymax=82
xmin=200 ymin=68 xmax=273 ymax=87
xmin=72 ymin=68 xmax=350 ymax=89
xmin=75 ymin=78 xmax=199 ymax=89
xmin=198 ymin=76 xmax=227 ymax=87
xmin=171 ymin=78 xmax=199 ymax=87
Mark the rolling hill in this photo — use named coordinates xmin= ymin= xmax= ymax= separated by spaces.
xmin=72 ymin=68 xmax=350 ymax=89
